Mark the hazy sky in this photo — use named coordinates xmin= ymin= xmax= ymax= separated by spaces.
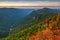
xmin=0 ymin=0 xmax=60 ymax=8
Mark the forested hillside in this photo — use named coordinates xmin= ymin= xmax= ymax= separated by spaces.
xmin=0 ymin=8 xmax=60 ymax=40
xmin=11 ymin=8 xmax=56 ymax=34
xmin=3 ymin=13 xmax=60 ymax=40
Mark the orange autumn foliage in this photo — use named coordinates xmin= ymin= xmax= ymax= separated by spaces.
xmin=29 ymin=29 xmax=60 ymax=40
xmin=29 ymin=32 xmax=42 ymax=40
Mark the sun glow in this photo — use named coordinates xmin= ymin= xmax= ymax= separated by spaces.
xmin=0 ymin=1 xmax=60 ymax=8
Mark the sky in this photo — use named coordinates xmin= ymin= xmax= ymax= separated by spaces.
xmin=0 ymin=0 xmax=60 ymax=1
xmin=0 ymin=0 xmax=60 ymax=8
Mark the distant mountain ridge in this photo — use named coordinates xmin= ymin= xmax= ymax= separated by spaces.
xmin=42 ymin=8 xmax=60 ymax=13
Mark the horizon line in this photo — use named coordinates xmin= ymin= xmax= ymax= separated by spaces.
xmin=0 ymin=6 xmax=60 ymax=8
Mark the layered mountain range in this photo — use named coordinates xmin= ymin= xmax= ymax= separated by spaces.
xmin=0 ymin=8 xmax=60 ymax=40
